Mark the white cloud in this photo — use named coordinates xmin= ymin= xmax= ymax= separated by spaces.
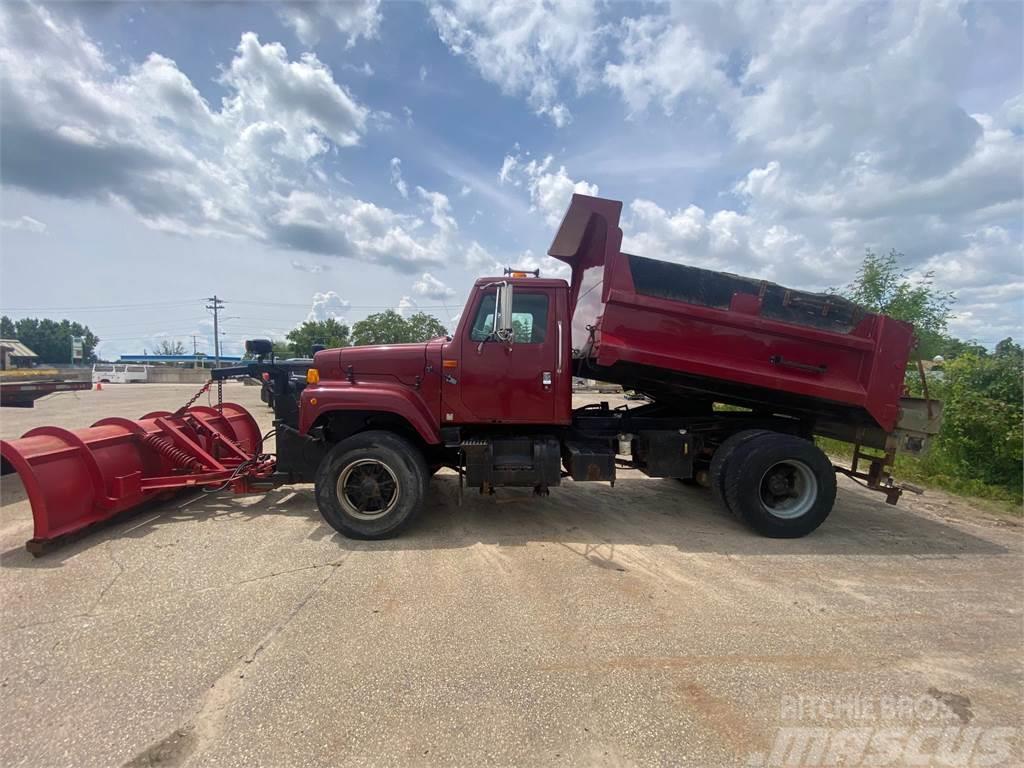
xmin=499 ymin=152 xmax=598 ymax=225
xmin=221 ymin=32 xmax=368 ymax=153
xmin=511 ymin=248 xmax=570 ymax=281
xmin=341 ymin=61 xmax=375 ymax=77
xmin=537 ymin=102 xmax=572 ymax=128
xmin=623 ymin=198 xmax=824 ymax=283
xmin=397 ymin=295 xmax=418 ymax=317
xmin=464 ymin=241 xmax=501 ymax=274
xmin=390 ymin=157 xmax=408 ymax=198
xmin=498 ymin=154 xmax=519 ymax=184
xmin=604 ymin=14 xmax=731 ymax=116
xmin=306 ymin=291 xmax=351 ymax=323
xmin=0 ymin=215 xmax=46 ymax=233
xmin=0 ymin=4 xmax=455 ymax=273
xmin=278 ymin=0 xmax=381 ymax=48
xmin=269 ymin=191 xmax=449 ymax=272
xmin=416 ymin=186 xmax=457 ymax=237
xmin=412 ymin=272 xmax=456 ymax=300
xmin=429 ymin=0 xmax=601 ymax=127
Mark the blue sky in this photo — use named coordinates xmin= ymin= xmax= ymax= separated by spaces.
xmin=1 ymin=0 xmax=1021 ymax=359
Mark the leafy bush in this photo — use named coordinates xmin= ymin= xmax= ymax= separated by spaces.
xmin=919 ymin=342 xmax=1023 ymax=499
xmin=823 ymin=341 xmax=1023 ymax=510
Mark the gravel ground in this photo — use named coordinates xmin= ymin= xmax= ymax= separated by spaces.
xmin=1 ymin=383 xmax=1021 ymax=767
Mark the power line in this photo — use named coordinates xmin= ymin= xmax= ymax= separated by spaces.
xmin=228 ymin=300 xmax=452 ymax=309
xmin=0 ymin=299 xmax=204 ymax=312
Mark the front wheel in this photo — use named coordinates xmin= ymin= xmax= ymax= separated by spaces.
xmin=723 ymin=433 xmax=836 ymax=538
xmin=314 ymin=430 xmax=428 ymax=539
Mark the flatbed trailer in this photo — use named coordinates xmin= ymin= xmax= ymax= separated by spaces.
xmin=1 ymin=195 xmax=941 ymax=553
xmin=0 ymin=379 xmax=92 ymax=408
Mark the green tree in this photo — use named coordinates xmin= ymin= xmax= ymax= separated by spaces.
xmin=156 ymin=339 xmax=186 ymax=355
xmin=0 ymin=315 xmax=100 ymax=363
xmin=351 ymin=310 xmax=409 ymax=345
xmin=350 ymin=310 xmax=448 ymax=346
xmin=837 ymin=249 xmax=955 ymax=359
xmin=936 ymin=336 xmax=988 ymax=360
xmin=405 ymin=312 xmax=449 ymax=342
xmin=285 ymin=319 xmax=349 ymax=357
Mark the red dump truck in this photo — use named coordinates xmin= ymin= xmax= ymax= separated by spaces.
xmin=1 ymin=195 xmax=940 ymax=553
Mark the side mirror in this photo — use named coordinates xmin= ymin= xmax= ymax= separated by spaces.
xmin=494 ymin=282 xmax=515 ymax=343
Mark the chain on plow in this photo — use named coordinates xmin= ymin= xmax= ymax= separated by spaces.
xmin=171 ymin=376 xmax=224 ymax=416
xmin=174 ymin=380 xmax=212 ymax=416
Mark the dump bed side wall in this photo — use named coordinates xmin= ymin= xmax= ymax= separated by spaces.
xmin=589 ymin=248 xmax=913 ymax=433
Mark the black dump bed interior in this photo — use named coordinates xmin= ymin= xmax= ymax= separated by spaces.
xmin=627 ymin=254 xmax=865 ymax=334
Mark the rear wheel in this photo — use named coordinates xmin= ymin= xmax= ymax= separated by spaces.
xmin=723 ymin=433 xmax=836 ymax=538
xmin=709 ymin=429 xmax=770 ymax=513
xmin=315 ymin=430 xmax=428 ymax=539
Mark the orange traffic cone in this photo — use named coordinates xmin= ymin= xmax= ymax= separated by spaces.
xmin=95 ymin=381 xmax=102 ymax=391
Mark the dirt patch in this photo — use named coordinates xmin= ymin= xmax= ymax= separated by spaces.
xmin=927 ymin=687 xmax=974 ymax=724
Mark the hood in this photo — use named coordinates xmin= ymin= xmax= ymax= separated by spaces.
xmin=313 ymin=342 xmax=429 ymax=385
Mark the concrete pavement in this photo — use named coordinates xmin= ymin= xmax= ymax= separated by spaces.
xmin=1 ymin=384 xmax=1020 ymax=767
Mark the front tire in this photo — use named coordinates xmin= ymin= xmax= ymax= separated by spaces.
xmin=723 ymin=433 xmax=836 ymax=538
xmin=315 ymin=430 xmax=428 ymax=540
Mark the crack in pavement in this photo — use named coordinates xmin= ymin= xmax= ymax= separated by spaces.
xmin=4 ymin=558 xmax=347 ymax=636
xmin=4 ymin=543 xmax=126 ymax=635
xmin=230 ymin=560 xmax=348 ymax=587
xmin=91 ymin=543 xmax=126 ymax=612
xmin=122 ymin=551 xmax=353 ymax=768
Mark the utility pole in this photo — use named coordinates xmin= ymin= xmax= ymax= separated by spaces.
xmin=192 ymin=335 xmax=198 ymax=355
xmin=205 ymin=296 xmax=225 ymax=369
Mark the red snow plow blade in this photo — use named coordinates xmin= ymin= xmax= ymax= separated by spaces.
xmin=0 ymin=402 xmax=274 ymax=555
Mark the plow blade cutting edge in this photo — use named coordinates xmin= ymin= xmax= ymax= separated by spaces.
xmin=0 ymin=403 xmax=272 ymax=555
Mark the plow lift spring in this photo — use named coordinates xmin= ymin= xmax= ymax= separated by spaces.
xmin=0 ymin=382 xmax=276 ymax=555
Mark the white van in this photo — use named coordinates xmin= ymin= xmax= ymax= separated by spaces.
xmin=92 ymin=364 xmax=150 ymax=384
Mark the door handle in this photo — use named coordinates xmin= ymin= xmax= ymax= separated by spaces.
xmin=769 ymin=355 xmax=827 ymax=374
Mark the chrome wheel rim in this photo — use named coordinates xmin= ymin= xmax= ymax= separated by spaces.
xmin=759 ymin=460 xmax=817 ymax=519
xmin=337 ymin=459 xmax=400 ymax=520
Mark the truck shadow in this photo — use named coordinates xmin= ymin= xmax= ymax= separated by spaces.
xmin=395 ymin=475 xmax=1015 ymax=558
xmin=2 ymin=473 xmax=1012 ymax=568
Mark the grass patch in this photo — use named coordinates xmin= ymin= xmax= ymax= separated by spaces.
xmin=817 ymin=437 xmax=1022 ymax=517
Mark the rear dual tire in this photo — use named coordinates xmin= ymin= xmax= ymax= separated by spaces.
xmin=314 ymin=430 xmax=428 ymax=540
xmin=713 ymin=431 xmax=836 ymax=538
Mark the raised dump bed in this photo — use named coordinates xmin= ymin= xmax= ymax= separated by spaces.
xmin=549 ymin=195 xmax=930 ymax=450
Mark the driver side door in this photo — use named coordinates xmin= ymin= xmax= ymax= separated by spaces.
xmin=450 ymin=287 xmax=557 ymax=424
